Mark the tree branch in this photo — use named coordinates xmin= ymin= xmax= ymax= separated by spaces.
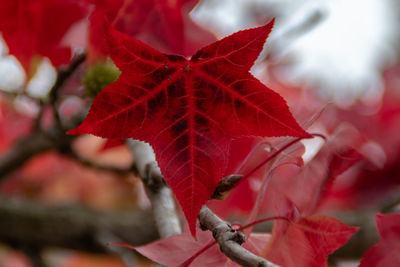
xmin=198 ymin=206 xmax=279 ymax=267
xmin=0 ymin=196 xmax=158 ymax=252
xmin=0 ymin=131 xmax=55 ymax=179
xmin=0 ymin=53 xmax=87 ymax=181
xmin=0 ymin=113 xmax=80 ymax=181
xmin=0 ymin=196 xmax=385 ymax=263
xmin=0 ymin=106 xmax=132 ymax=181
xmin=126 ymin=140 xmax=181 ymax=238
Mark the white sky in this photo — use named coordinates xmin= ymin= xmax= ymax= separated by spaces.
xmin=192 ymin=0 xmax=399 ymax=106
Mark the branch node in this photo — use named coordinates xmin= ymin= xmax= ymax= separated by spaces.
xmin=231 ymin=230 xmax=246 ymax=245
xmin=144 ymin=162 xmax=166 ymax=192
xmin=199 ymin=206 xmax=279 ymax=267
xmin=199 ymin=222 xmax=208 ymax=231
xmin=212 ymin=174 xmax=243 ymax=199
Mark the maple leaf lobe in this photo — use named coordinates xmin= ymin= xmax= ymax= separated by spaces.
xmin=192 ymin=18 xmax=275 ymax=70
xmin=68 ymin=20 xmax=310 ymax=236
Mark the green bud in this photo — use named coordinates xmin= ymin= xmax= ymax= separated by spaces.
xmin=83 ymin=60 xmax=121 ymax=98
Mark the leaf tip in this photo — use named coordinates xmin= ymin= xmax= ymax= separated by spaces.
xmin=66 ymin=128 xmax=79 ymax=135
xmin=269 ymin=17 xmax=276 ymax=27
xmin=261 ymin=17 xmax=276 ymax=39
xmin=66 ymin=123 xmax=88 ymax=136
xmin=189 ymin=220 xmax=198 ymax=239
xmin=109 ymin=242 xmax=135 ymax=250
xmin=303 ymin=132 xmax=314 ymax=139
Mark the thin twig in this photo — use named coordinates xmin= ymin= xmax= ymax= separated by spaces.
xmin=65 ymin=149 xmax=137 ymax=175
xmin=49 ymin=53 xmax=86 ymax=104
xmin=48 ymin=53 xmax=86 ymax=130
xmin=33 ymin=100 xmax=45 ymax=131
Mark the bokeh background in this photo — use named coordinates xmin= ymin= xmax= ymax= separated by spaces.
xmin=0 ymin=0 xmax=399 ymax=266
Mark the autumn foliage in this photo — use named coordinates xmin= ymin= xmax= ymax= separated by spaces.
xmin=68 ymin=20 xmax=311 ymax=235
xmin=0 ymin=0 xmax=399 ymax=266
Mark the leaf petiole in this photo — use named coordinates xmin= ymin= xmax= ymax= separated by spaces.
xmin=241 ymin=133 xmax=325 ymax=181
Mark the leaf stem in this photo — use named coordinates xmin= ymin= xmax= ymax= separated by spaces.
xmin=179 ymin=238 xmax=217 ymax=267
xmin=242 ymin=133 xmax=325 ymax=181
xmin=234 ymin=140 xmax=272 ymax=174
xmin=238 ymin=216 xmax=289 ymax=231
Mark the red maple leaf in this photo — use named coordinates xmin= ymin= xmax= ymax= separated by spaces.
xmin=0 ymin=0 xmax=87 ymax=73
xmin=68 ymin=20 xmax=310 ymax=235
xmin=87 ymin=0 xmax=215 ymax=62
xmin=265 ymin=213 xmax=358 ymax=267
xmin=359 ymin=213 xmax=400 ymax=267
xmin=114 ymin=227 xmax=271 ymax=266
